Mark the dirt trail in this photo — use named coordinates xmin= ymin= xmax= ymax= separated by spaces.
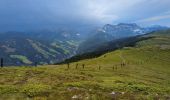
xmin=118 ymin=50 xmax=126 ymax=63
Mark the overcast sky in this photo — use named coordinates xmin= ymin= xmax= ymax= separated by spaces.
xmin=0 ymin=0 xmax=170 ymax=31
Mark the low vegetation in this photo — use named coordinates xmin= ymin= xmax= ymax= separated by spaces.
xmin=10 ymin=55 xmax=32 ymax=64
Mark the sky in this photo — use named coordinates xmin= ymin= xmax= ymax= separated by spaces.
xmin=0 ymin=0 xmax=170 ymax=31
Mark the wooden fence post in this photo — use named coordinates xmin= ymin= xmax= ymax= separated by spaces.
xmin=1 ymin=58 xmax=3 ymax=68
xmin=123 ymin=62 xmax=125 ymax=67
xmin=99 ymin=65 xmax=101 ymax=70
xmin=35 ymin=62 xmax=37 ymax=67
xmin=115 ymin=65 xmax=117 ymax=70
xmin=82 ymin=64 xmax=85 ymax=69
xmin=76 ymin=64 xmax=78 ymax=69
xmin=67 ymin=63 xmax=70 ymax=69
xmin=121 ymin=63 xmax=123 ymax=68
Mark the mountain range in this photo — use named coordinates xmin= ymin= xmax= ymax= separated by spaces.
xmin=77 ymin=23 xmax=169 ymax=54
xmin=0 ymin=23 xmax=169 ymax=65
xmin=0 ymin=30 xmax=81 ymax=66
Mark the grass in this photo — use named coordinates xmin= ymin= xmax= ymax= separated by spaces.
xmin=0 ymin=32 xmax=170 ymax=100
xmin=1 ymin=46 xmax=170 ymax=100
xmin=10 ymin=55 xmax=32 ymax=64
xmin=27 ymin=39 xmax=53 ymax=58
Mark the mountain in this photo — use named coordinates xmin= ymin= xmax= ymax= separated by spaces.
xmin=0 ymin=23 xmax=168 ymax=66
xmin=77 ymin=23 xmax=169 ymax=54
xmin=0 ymin=30 xmax=81 ymax=66
xmin=102 ymin=23 xmax=145 ymax=38
xmin=144 ymin=25 xmax=169 ymax=33
xmin=61 ymin=29 xmax=170 ymax=64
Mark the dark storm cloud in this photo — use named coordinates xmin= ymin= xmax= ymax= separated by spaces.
xmin=0 ymin=0 xmax=170 ymax=31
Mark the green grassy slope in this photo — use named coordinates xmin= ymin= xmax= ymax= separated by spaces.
xmin=0 ymin=30 xmax=170 ymax=100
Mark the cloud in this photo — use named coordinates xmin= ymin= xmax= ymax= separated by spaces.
xmin=0 ymin=0 xmax=170 ymax=31
xmin=137 ymin=14 xmax=170 ymax=23
xmin=78 ymin=0 xmax=145 ymax=23
xmin=163 ymin=11 xmax=170 ymax=14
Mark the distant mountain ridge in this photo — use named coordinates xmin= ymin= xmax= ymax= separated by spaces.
xmin=0 ymin=30 xmax=81 ymax=66
xmin=102 ymin=23 xmax=144 ymax=38
xmin=60 ymin=29 xmax=170 ymax=64
xmin=0 ymin=23 xmax=169 ymax=66
xmin=77 ymin=23 xmax=169 ymax=54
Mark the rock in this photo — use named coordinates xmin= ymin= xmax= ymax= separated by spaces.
xmin=110 ymin=91 xmax=116 ymax=98
xmin=121 ymin=92 xmax=125 ymax=95
xmin=72 ymin=94 xmax=82 ymax=99
xmin=72 ymin=95 xmax=79 ymax=99
xmin=67 ymin=87 xmax=79 ymax=92
xmin=110 ymin=91 xmax=115 ymax=95
xmin=88 ymin=89 xmax=92 ymax=91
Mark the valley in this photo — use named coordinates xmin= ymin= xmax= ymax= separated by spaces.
xmin=0 ymin=30 xmax=81 ymax=66
xmin=0 ymin=23 xmax=168 ymax=66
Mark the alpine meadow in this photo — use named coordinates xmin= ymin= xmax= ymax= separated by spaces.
xmin=0 ymin=0 xmax=170 ymax=100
